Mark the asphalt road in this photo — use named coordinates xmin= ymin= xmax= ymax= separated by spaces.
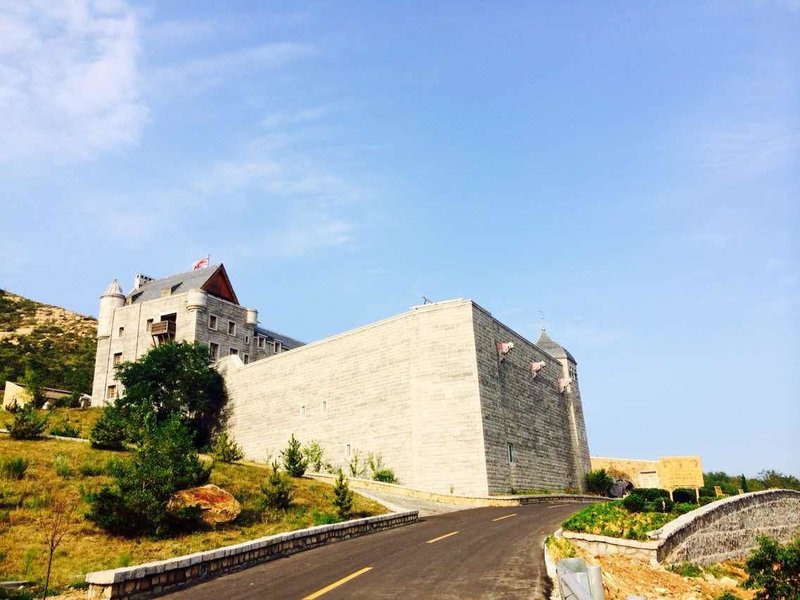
xmin=164 ymin=502 xmax=583 ymax=600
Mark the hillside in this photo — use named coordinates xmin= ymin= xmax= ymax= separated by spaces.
xmin=0 ymin=289 xmax=96 ymax=395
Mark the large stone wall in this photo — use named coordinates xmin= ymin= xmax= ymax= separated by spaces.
xmin=472 ymin=305 xmax=590 ymax=493
xmin=654 ymin=489 xmax=800 ymax=565
xmin=222 ymin=300 xmax=490 ymax=495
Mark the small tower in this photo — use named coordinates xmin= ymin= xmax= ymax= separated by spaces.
xmin=97 ymin=280 xmax=125 ymax=339
xmin=536 ymin=329 xmax=591 ymax=491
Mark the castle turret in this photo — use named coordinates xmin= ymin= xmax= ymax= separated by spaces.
xmin=536 ymin=329 xmax=591 ymax=491
xmin=246 ymin=308 xmax=258 ymax=327
xmin=97 ymin=279 xmax=125 ymax=339
xmin=187 ymin=288 xmax=208 ymax=312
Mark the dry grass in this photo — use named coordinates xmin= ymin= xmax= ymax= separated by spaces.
xmin=0 ymin=436 xmax=386 ymax=594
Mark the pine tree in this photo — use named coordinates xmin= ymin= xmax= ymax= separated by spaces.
xmin=281 ymin=434 xmax=307 ymax=477
xmin=333 ymin=470 xmax=354 ymax=520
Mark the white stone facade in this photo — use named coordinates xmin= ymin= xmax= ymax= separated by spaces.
xmin=91 ymin=266 xmax=591 ymax=495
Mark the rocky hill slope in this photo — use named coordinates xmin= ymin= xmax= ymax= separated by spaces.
xmin=0 ymin=289 xmax=96 ymax=395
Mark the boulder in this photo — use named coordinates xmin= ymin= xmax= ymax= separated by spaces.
xmin=167 ymin=484 xmax=241 ymax=525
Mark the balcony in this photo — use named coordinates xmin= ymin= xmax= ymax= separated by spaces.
xmin=150 ymin=320 xmax=176 ymax=338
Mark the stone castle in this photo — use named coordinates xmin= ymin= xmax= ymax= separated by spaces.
xmin=92 ymin=264 xmax=591 ymax=496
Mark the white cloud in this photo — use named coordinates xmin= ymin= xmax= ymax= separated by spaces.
xmin=0 ymin=0 xmax=147 ymax=161
xmin=697 ymin=120 xmax=799 ymax=179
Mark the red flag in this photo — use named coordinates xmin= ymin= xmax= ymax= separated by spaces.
xmin=192 ymin=256 xmax=209 ymax=270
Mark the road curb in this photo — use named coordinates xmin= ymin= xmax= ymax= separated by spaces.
xmin=84 ymin=510 xmax=419 ymax=599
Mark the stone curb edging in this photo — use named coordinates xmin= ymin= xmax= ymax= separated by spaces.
xmin=562 ymin=530 xmax=660 ymax=563
xmin=85 ymin=510 xmax=418 ymax=600
xmin=305 ymin=473 xmax=599 ymax=507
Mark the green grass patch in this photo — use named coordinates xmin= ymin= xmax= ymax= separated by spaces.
xmin=561 ymin=500 xmax=679 ymax=540
xmin=0 ymin=436 xmax=386 ymax=594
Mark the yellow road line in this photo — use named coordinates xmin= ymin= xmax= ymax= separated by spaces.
xmin=302 ymin=566 xmax=373 ymax=599
xmin=426 ymin=530 xmax=460 ymax=544
xmin=492 ymin=513 xmax=517 ymax=522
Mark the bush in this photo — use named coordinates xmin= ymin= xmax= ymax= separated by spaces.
xmin=1 ymin=457 xmax=30 ymax=480
xmin=212 ymin=432 xmax=244 ymax=463
xmin=6 ymin=404 xmax=48 ymax=439
xmin=629 ymin=487 xmax=671 ymax=501
xmin=303 ymin=440 xmax=325 ymax=472
xmin=281 ymin=434 xmax=307 ymax=477
xmin=54 ymin=454 xmax=73 ymax=478
xmin=50 ymin=419 xmax=80 ymax=438
xmin=673 ymin=502 xmax=697 ymax=515
xmin=373 ymin=468 xmax=397 ymax=483
xmin=260 ymin=460 xmax=293 ymax=511
xmin=672 ymin=488 xmax=697 ymax=503
xmin=585 ymin=469 xmax=614 ymax=496
xmin=333 ymin=470 xmax=354 ymax=520
xmin=647 ymin=497 xmax=674 ymax=513
xmin=622 ymin=493 xmax=648 ymax=513
xmin=78 ymin=461 xmax=106 ymax=477
xmin=744 ymin=535 xmax=800 ymax=599
xmin=85 ymin=417 xmax=211 ymax=537
xmin=90 ymin=406 xmax=127 ymax=450
xmin=668 ymin=563 xmax=702 ymax=577
xmin=714 ymin=593 xmax=742 ymax=600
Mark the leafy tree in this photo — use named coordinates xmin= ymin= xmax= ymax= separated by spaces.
xmin=744 ymin=535 xmax=800 ymax=599
xmin=114 ymin=341 xmax=227 ymax=448
xmin=85 ymin=417 xmax=211 ymax=537
xmin=757 ymin=470 xmax=800 ymax=491
xmin=333 ymin=470 xmax=354 ymax=520
xmin=740 ymin=474 xmax=749 ymax=493
xmin=6 ymin=404 xmax=48 ymax=439
xmin=281 ymin=434 xmax=307 ymax=477
xmin=303 ymin=440 xmax=325 ymax=472
xmin=585 ymin=469 xmax=614 ymax=496
xmin=212 ymin=432 xmax=244 ymax=463
xmin=22 ymin=366 xmax=46 ymax=408
xmin=90 ymin=406 xmax=127 ymax=450
xmin=260 ymin=460 xmax=293 ymax=511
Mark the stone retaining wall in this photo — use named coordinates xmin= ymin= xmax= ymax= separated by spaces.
xmin=654 ymin=489 xmax=800 ymax=565
xmin=85 ymin=510 xmax=418 ymax=599
xmin=306 ymin=473 xmax=598 ymax=507
xmin=562 ymin=531 xmax=660 ymax=562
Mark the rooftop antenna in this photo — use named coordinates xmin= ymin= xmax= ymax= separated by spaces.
xmin=422 ymin=296 xmax=433 ymax=305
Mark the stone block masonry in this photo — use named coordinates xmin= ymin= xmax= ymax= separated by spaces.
xmin=221 ymin=298 xmax=590 ymax=496
xmin=86 ymin=511 xmax=418 ymax=600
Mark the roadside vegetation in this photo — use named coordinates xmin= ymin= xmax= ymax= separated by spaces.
xmin=0 ymin=341 xmax=387 ymax=597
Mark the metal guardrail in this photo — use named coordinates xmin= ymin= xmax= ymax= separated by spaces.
xmin=556 ymin=558 xmax=604 ymax=600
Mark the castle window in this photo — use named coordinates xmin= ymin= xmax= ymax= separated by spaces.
xmin=106 ymin=385 xmax=117 ymax=399
xmin=245 ymin=335 xmax=250 ymax=344
xmin=112 ymin=353 xmax=123 ymax=366
xmin=228 ymin=321 xmax=236 ymax=336
xmin=273 ymin=341 xmax=282 ymax=353
xmin=322 ymin=401 xmax=327 ymax=414
xmin=208 ymin=314 xmax=218 ymax=330
xmin=118 ymin=326 xmax=124 ymax=337
xmin=507 ymin=442 xmax=514 ymax=463
xmin=257 ymin=336 xmax=265 ymax=349
xmin=146 ymin=318 xmax=153 ymax=331
xmin=243 ymin=353 xmax=249 ymax=364
xmin=209 ymin=342 xmax=219 ymax=360
xmin=229 ymin=348 xmax=239 ymax=356
xmin=346 ymin=444 xmax=351 ymax=458
xmin=300 ymin=405 xmax=306 ymax=417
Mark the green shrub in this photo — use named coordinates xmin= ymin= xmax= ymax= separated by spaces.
xmin=54 ymin=454 xmax=73 ymax=478
xmin=6 ymin=404 xmax=48 ymax=439
xmin=647 ymin=497 xmax=674 ymax=513
xmin=333 ymin=470 xmax=354 ymax=520
xmin=303 ymin=440 xmax=325 ymax=472
xmin=672 ymin=488 xmax=697 ymax=503
xmin=373 ymin=468 xmax=397 ymax=483
xmin=260 ymin=460 xmax=293 ymax=511
xmin=312 ymin=511 xmax=339 ymax=526
xmin=90 ymin=406 xmax=127 ymax=450
xmin=673 ymin=502 xmax=697 ymax=515
xmin=668 ymin=563 xmax=702 ymax=577
xmin=281 ymin=434 xmax=307 ymax=477
xmin=585 ymin=469 xmax=614 ymax=495
xmin=744 ymin=535 xmax=800 ymax=599
xmin=622 ymin=493 xmax=647 ymax=513
xmin=1 ymin=457 xmax=30 ymax=480
xmin=78 ymin=461 xmax=106 ymax=477
xmin=714 ymin=592 xmax=742 ymax=600
xmin=85 ymin=417 xmax=210 ymax=537
xmin=629 ymin=487 xmax=671 ymax=501
xmin=212 ymin=432 xmax=244 ymax=463
xmin=50 ymin=419 xmax=80 ymax=438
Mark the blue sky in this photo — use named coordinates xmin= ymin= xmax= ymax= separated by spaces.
xmin=1 ymin=1 xmax=797 ymax=477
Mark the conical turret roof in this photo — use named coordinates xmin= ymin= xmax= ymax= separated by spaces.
xmin=536 ymin=329 xmax=576 ymax=364
xmin=102 ymin=279 xmax=124 ymax=296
